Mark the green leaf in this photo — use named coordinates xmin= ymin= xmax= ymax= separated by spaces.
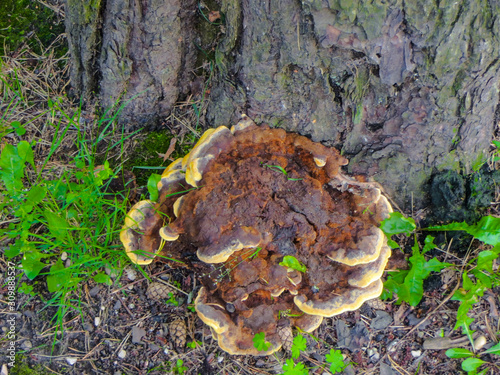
xmin=427 ymin=216 xmax=500 ymax=246
xmin=387 ymin=238 xmax=400 ymax=249
xmin=44 ymin=210 xmax=68 ymax=241
xmin=93 ymin=272 xmax=113 ymax=286
xmin=461 ymin=358 xmax=486 ymax=372
xmin=27 ymin=185 xmax=47 ymax=205
xmin=422 ymin=235 xmax=436 ymax=254
xmin=291 ymin=334 xmax=307 ymax=359
xmin=47 ymin=260 xmax=68 ymax=293
xmin=380 ymin=212 xmax=416 ymax=235
xmin=147 ymin=173 xmax=162 ymax=201
xmin=5 ymin=241 xmax=22 ymax=258
xmin=22 ymin=249 xmax=47 ymax=280
xmin=0 ymin=143 xmax=25 ymax=192
xmin=280 ymin=255 xmax=307 ymax=273
xmin=94 ymin=160 xmax=113 ymax=186
xmin=483 ymin=341 xmax=500 ymax=355
xmin=424 ymin=258 xmax=451 ymax=273
xmin=326 ymin=349 xmax=347 ymax=373
xmin=17 ymin=141 xmax=35 ymax=169
xmin=13 ymin=121 xmax=27 ymax=136
xmin=476 ymin=250 xmax=498 ymax=273
xmin=282 ymin=359 xmax=308 ymax=375
xmin=445 ymin=348 xmax=474 ymax=359
xmin=383 ymin=270 xmax=409 ymax=303
xmin=263 ymin=164 xmax=288 ymax=176
xmin=405 ymin=241 xmax=426 ymax=306
xmin=253 ymin=332 xmax=271 ymax=352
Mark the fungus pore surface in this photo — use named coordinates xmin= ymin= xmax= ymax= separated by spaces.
xmin=120 ymin=118 xmax=393 ymax=355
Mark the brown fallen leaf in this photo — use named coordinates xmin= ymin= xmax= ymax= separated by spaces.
xmin=157 ymin=137 xmax=177 ymax=162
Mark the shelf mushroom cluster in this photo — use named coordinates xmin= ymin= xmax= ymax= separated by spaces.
xmin=120 ymin=118 xmax=393 ymax=355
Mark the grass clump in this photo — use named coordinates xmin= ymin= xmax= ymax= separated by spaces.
xmin=0 ymin=80 xmax=136 ymax=338
xmin=381 ymin=212 xmax=500 ymax=374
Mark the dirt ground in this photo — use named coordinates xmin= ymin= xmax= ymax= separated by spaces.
xmin=2 ymin=239 xmax=500 ymax=375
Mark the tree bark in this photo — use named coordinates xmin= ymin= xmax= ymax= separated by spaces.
xmin=65 ymin=0 xmax=500 ymax=210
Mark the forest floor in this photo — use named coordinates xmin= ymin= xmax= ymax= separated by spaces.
xmin=1 ymin=4 xmax=500 ymax=375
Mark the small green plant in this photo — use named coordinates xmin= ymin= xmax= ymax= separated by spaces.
xmin=166 ymin=292 xmax=180 ymax=307
xmin=187 ymin=340 xmax=202 ymax=349
xmin=0 ymin=97 xmax=137 ymax=342
xmin=381 ymin=212 xmax=500 ymax=350
xmin=281 ymin=359 xmax=308 ymax=375
xmin=262 ymin=163 xmax=303 ymax=181
xmin=491 ymin=140 xmax=500 ymax=163
xmin=253 ymin=332 xmax=272 ymax=352
xmin=446 ymin=342 xmax=500 ymax=374
xmin=172 ymin=359 xmax=188 ymax=375
xmin=326 ymin=349 xmax=348 ymax=374
xmin=291 ymin=334 xmax=307 ymax=359
xmin=279 ymin=255 xmax=307 ymax=273
xmin=382 ymin=234 xmax=451 ymax=306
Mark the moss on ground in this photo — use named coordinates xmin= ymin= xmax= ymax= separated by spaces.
xmin=0 ymin=0 xmax=66 ymax=56
xmin=9 ymin=355 xmax=50 ymax=375
xmin=123 ymin=130 xmax=197 ymax=186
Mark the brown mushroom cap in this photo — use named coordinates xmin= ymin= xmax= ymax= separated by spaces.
xmin=293 ymin=279 xmax=384 ymax=317
xmin=120 ymin=200 xmax=163 ymax=265
xmin=195 ymin=287 xmax=282 ymax=356
xmin=122 ymin=120 xmax=393 ymax=355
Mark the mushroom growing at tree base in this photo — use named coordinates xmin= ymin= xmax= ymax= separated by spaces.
xmin=121 ymin=117 xmax=392 ymax=355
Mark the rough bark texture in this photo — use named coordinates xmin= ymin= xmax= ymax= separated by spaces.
xmin=65 ymin=0 xmax=500 ymax=210
xmin=65 ymin=0 xmax=198 ymax=127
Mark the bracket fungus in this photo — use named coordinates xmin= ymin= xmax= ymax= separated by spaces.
xmin=121 ymin=117 xmax=393 ymax=355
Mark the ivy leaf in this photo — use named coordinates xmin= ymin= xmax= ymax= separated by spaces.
xmin=380 ymin=212 xmax=416 ymax=235
xmin=445 ymin=348 xmax=475 ymax=359
xmin=291 ymin=334 xmax=307 ymax=359
xmin=147 ymin=173 xmax=162 ymax=202
xmin=280 ymin=255 xmax=307 ymax=273
xmin=461 ymin=357 xmax=486 ymax=372
xmin=252 ymin=332 xmax=271 ymax=352
xmin=326 ymin=349 xmax=347 ymax=373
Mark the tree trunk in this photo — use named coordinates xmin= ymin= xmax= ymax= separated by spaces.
xmin=65 ymin=0 xmax=500 ymax=211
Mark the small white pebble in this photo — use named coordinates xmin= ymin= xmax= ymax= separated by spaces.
xmin=163 ymin=348 xmax=169 ymax=355
xmin=128 ymin=304 xmax=135 ymax=309
xmin=125 ymin=267 xmax=137 ymax=281
xmin=118 ymin=349 xmax=126 ymax=359
xmin=218 ymin=356 xmax=224 ymax=363
xmin=94 ymin=317 xmax=101 ymax=326
xmin=65 ymin=357 xmax=77 ymax=365
xmin=101 ymin=306 xmax=105 ymax=311
xmin=61 ymin=252 xmax=68 ymax=261
xmin=411 ymin=350 xmax=422 ymax=358
xmin=474 ymin=336 xmax=487 ymax=350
